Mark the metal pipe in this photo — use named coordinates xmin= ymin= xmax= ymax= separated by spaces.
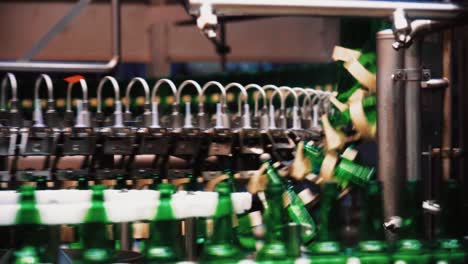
xmin=184 ymin=218 xmax=197 ymax=261
xmin=124 ymin=77 xmax=150 ymax=114
xmin=377 ymin=29 xmax=406 ymax=231
xmin=405 ymin=41 xmax=422 ymax=181
xmin=34 ymin=74 xmax=55 ymax=109
xmin=442 ymin=30 xmax=453 ymax=181
xmin=1 ymin=73 xmax=18 ymax=112
xmin=119 ymin=222 xmax=130 ymax=251
xmin=188 ymin=0 xmax=466 ymax=19
xmin=66 ymin=79 xmax=88 ymax=112
xmin=0 ymin=0 xmax=121 ymax=73
xmin=96 ymin=76 xmax=120 ymax=113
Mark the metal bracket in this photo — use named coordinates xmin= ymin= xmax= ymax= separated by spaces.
xmin=392 ymin=68 xmax=431 ymax=81
xmin=423 ymin=147 xmax=464 ymax=159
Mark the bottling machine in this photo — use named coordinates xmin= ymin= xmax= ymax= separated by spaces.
xmin=0 ymin=0 xmax=467 ymax=263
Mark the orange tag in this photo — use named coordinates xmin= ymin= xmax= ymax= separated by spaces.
xmin=64 ymin=75 xmax=84 ymax=84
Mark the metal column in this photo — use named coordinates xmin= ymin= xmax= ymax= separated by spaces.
xmin=377 ymin=29 xmax=406 ymax=227
xmin=404 ymin=41 xmax=422 ymax=181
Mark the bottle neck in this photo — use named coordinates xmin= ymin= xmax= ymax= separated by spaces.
xmin=303 ymin=144 xmax=325 ymax=175
xmin=84 ymin=185 xmax=108 ymax=223
xmin=146 ymin=184 xmax=180 ymax=260
xmin=223 ymin=169 xmax=236 ymax=192
xmin=210 ymin=192 xmax=235 ymax=245
xmin=264 ymin=160 xmax=283 ymax=185
xmin=15 ymin=186 xmax=41 ymax=225
xmin=77 ymin=176 xmax=89 ymax=190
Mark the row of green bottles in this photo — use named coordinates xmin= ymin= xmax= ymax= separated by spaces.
xmin=3 ymin=178 xmax=466 ymax=263
xmin=307 ymin=180 xmax=467 ymax=264
xmin=303 ymin=142 xmax=375 ymax=187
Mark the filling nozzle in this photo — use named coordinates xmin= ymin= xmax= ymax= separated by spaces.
xmin=151 ymin=102 xmax=160 ymax=128
xmin=242 ymin=103 xmax=251 ymax=129
xmin=292 ymin=105 xmax=301 ymax=130
xmin=113 ymin=100 xmax=124 ymax=128
xmin=171 ymin=103 xmax=181 ymax=128
xmin=80 ymin=100 xmax=91 ymax=127
xmin=197 ymin=102 xmax=208 ymax=129
xmin=184 ymin=102 xmax=193 ymax=128
xmin=33 ymin=99 xmax=45 ymax=128
xmin=259 ymin=106 xmax=269 ymax=130
xmin=222 ymin=104 xmax=231 ymax=128
xmin=215 ymin=103 xmax=224 ymax=129
xmin=312 ymin=104 xmax=320 ymax=128
xmin=268 ymin=104 xmax=276 ymax=129
xmin=279 ymin=108 xmax=287 ymax=129
xmin=74 ymin=100 xmax=86 ymax=128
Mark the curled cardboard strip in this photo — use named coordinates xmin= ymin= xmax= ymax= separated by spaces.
xmin=290 ymin=141 xmax=311 ymax=180
xmin=348 ymin=89 xmax=376 ymax=139
xmin=329 ymin=95 xmax=348 ymax=112
xmin=319 ymin=152 xmax=339 ymax=184
xmin=332 ymin=46 xmax=376 ymax=93
xmin=322 ymin=114 xmax=346 ymax=151
xmin=247 ymin=163 xmax=268 ymax=194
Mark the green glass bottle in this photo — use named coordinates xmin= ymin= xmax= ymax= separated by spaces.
xmin=144 ymin=183 xmax=182 ymax=263
xmin=392 ymin=180 xmax=430 ymax=264
xmin=11 ymin=185 xmax=42 ymax=264
xmin=431 ymin=180 xmax=466 ymax=264
xmin=148 ymin=173 xmax=162 ymax=190
xmin=224 ymin=169 xmax=237 ymax=193
xmin=334 ymin=158 xmax=375 ymax=187
xmin=357 ymin=181 xmax=390 ymax=264
xmin=303 ymin=143 xmax=375 ymax=187
xmin=262 ymin=157 xmax=317 ymax=243
xmin=11 ymin=185 xmax=59 ymax=264
xmin=303 ymin=143 xmax=325 ymax=175
xmin=77 ymin=175 xmax=89 ymax=190
xmin=78 ymin=185 xmax=115 ymax=263
xmin=115 ymin=175 xmax=128 ymax=190
xmin=256 ymin=182 xmax=290 ymax=263
xmin=34 ymin=176 xmax=48 ymax=190
xmin=201 ymin=182 xmax=243 ymax=263
xmin=308 ymin=182 xmax=347 ymax=264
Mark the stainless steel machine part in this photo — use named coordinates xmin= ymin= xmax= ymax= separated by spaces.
xmin=377 ymin=29 xmax=406 ymax=233
xmin=404 ymin=41 xmax=422 ymax=181
xmin=188 ymin=0 xmax=466 ymax=19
